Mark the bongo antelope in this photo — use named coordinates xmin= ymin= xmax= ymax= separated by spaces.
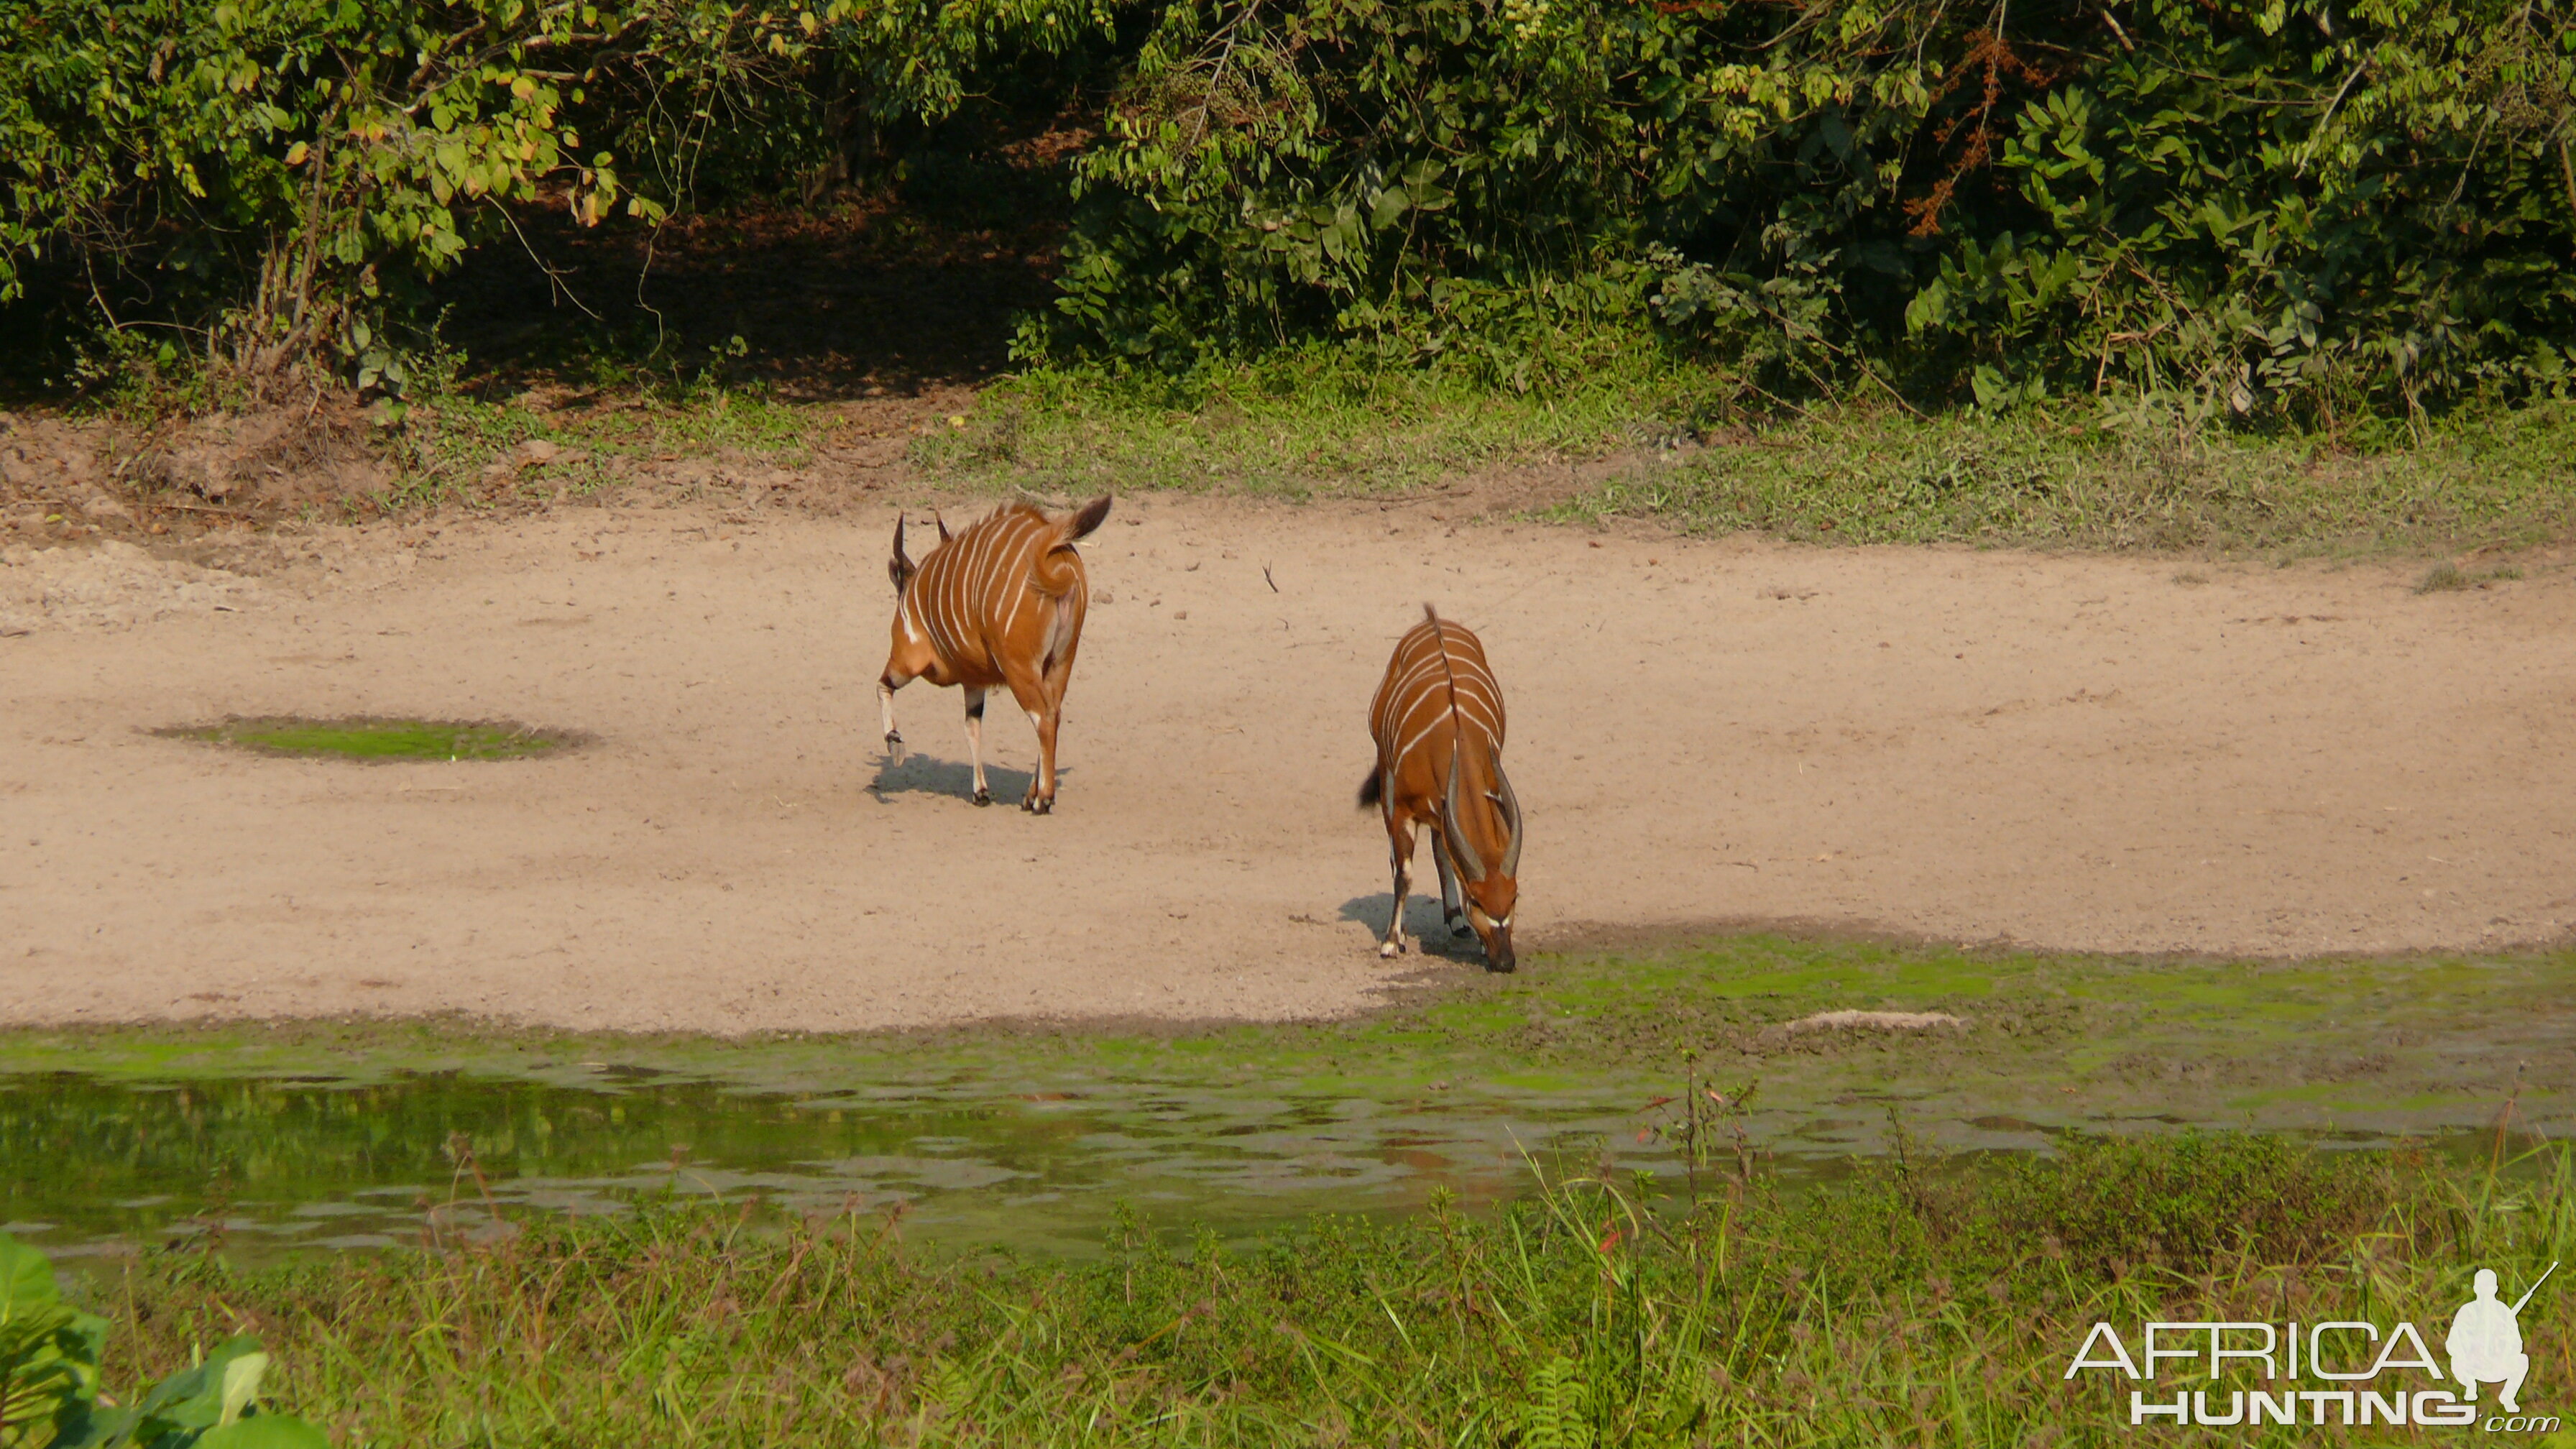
xmin=1358 ymin=606 xmax=1522 ymax=972
xmin=879 ymin=495 xmax=1111 ymax=813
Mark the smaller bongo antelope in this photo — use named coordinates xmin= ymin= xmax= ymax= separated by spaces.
xmin=879 ymin=495 xmax=1111 ymax=813
xmin=1358 ymin=606 xmax=1523 ymax=972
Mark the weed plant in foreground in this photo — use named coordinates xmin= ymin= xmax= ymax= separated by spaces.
xmin=78 ymin=1138 xmax=2576 ymax=1447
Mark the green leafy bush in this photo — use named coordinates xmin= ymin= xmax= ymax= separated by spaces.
xmin=0 ymin=0 xmax=1108 ymax=389
xmin=1034 ymin=0 xmax=2576 ymax=419
xmin=4 ymin=0 xmax=2570 ymax=424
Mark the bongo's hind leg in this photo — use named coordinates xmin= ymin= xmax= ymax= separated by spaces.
xmin=962 ymin=686 xmax=990 ymax=805
xmin=1014 ymin=592 xmax=1084 ymax=814
xmin=1002 ymin=660 xmax=1058 ymax=814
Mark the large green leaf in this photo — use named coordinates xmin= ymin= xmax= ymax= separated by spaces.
xmin=0 ymin=1232 xmax=62 ymax=1318
xmin=192 ymin=1415 xmax=333 ymax=1449
xmin=0 ymin=1231 xmax=106 ymax=1448
xmin=129 ymin=1336 xmax=271 ymax=1434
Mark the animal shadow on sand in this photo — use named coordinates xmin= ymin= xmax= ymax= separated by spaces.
xmin=1339 ymin=894 xmax=1490 ymax=966
xmin=868 ymin=753 xmax=1051 ymax=806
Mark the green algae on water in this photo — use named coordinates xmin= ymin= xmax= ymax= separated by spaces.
xmin=6 ymin=936 xmax=2573 ymax=1264
xmin=159 ymin=716 xmax=576 ymax=761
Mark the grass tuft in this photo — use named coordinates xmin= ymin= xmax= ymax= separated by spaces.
xmin=160 ymin=717 xmax=576 ymax=761
xmin=2414 ymin=560 xmax=2530 ymax=594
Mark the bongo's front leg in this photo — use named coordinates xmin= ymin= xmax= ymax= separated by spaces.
xmin=1379 ymin=817 xmax=1416 ymax=958
xmin=877 ymin=673 xmax=908 ymax=765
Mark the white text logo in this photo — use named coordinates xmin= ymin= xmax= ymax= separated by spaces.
xmin=2063 ymin=1263 xmax=2557 ymax=1432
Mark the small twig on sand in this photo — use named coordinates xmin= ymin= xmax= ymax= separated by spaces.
xmin=1263 ymin=564 xmax=1279 ymax=592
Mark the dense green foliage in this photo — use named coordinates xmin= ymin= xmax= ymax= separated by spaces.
xmin=0 ymin=0 xmax=1104 ymax=387
xmin=1048 ymin=0 xmax=2576 ymax=420
xmin=78 ymin=1141 xmax=2576 ymax=1446
xmin=0 ymin=1233 xmax=323 ymax=1448
xmin=2 ymin=0 xmax=2571 ymax=421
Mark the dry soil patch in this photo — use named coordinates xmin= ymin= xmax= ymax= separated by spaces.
xmin=5 ymin=494 xmax=2573 ymax=1031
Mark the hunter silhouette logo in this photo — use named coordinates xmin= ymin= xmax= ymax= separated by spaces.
xmin=2450 ymin=1263 xmax=2554 ymax=1414
xmin=2064 ymin=1261 xmax=2561 ymax=1431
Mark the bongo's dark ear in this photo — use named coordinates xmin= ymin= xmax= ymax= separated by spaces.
xmin=1069 ymin=494 xmax=1112 ymax=540
xmin=889 ymin=515 xmax=915 ymax=591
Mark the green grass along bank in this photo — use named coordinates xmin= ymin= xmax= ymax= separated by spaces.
xmin=40 ymin=1137 xmax=2576 ymax=1448
xmin=447 ymin=363 xmax=2576 ymax=557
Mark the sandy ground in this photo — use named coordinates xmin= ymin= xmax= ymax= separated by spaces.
xmin=6 ymin=492 xmax=2575 ymax=1033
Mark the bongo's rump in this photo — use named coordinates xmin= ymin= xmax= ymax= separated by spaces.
xmin=879 ymin=496 xmax=1112 ymax=814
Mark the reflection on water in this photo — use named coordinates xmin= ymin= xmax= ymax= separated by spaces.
xmin=3 ymin=1058 xmax=2560 ymax=1264
xmin=0 ymin=1068 xmax=1721 ymax=1261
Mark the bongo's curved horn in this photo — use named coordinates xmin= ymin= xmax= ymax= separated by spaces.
xmin=1443 ymin=748 xmax=1486 ymax=883
xmin=1494 ymin=760 xmax=1523 ymax=880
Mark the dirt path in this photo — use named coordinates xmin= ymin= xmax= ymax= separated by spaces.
xmin=6 ymin=493 xmax=2574 ymax=1033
